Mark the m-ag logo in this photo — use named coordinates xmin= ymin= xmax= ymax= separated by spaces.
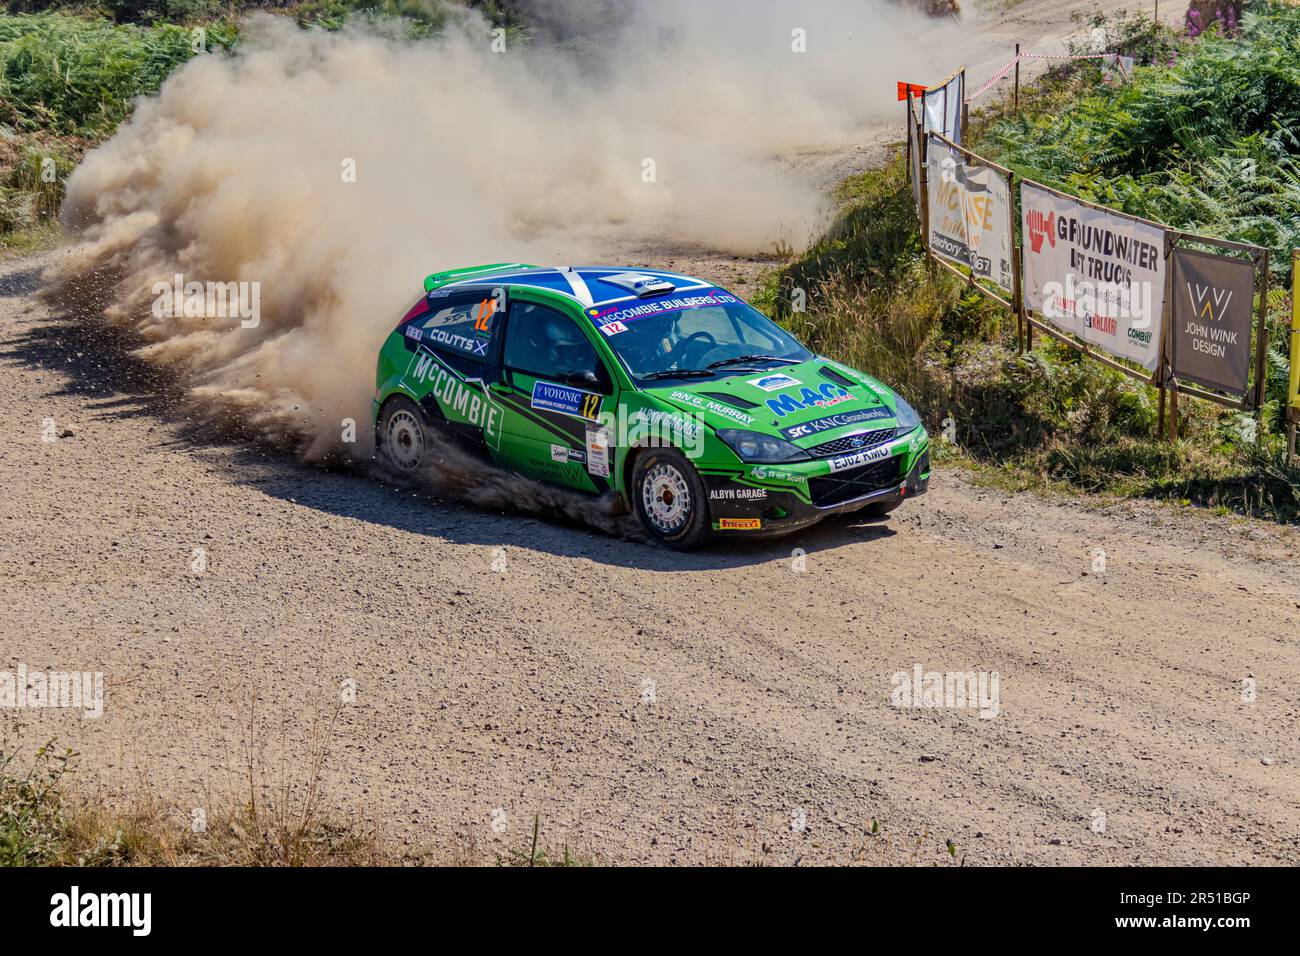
xmin=765 ymin=382 xmax=853 ymax=418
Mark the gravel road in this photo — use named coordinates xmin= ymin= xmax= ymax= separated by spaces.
xmin=3 ymin=245 xmax=1297 ymax=865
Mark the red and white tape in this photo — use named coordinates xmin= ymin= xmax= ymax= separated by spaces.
xmin=964 ymin=52 xmax=1126 ymax=104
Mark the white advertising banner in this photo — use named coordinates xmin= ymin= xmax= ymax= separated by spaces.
xmin=922 ymin=70 xmax=963 ymax=145
xmin=925 ymin=136 xmax=1014 ymax=293
xmin=1020 ymin=181 xmax=1167 ymax=372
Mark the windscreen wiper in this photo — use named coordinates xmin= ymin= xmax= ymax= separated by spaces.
xmin=706 ymin=354 xmax=801 ymax=369
xmin=640 ymin=369 xmax=716 ymax=381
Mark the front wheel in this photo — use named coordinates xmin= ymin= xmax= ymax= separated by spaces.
xmin=631 ymin=448 xmax=712 ymax=550
xmin=377 ymin=395 xmax=430 ymax=475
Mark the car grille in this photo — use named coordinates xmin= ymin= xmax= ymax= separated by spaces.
xmin=806 ymin=428 xmax=896 ymax=459
xmin=808 ymin=456 xmax=901 ymax=507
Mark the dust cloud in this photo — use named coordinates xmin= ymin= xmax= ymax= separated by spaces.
xmin=44 ymin=0 xmax=952 ymax=488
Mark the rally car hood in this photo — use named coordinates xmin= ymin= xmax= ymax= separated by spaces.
xmin=647 ymin=358 xmax=902 ymax=447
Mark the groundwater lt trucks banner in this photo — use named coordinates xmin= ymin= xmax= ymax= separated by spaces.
xmin=1170 ymin=248 xmax=1256 ymax=396
xmin=1020 ymin=181 xmax=1167 ymax=372
xmin=926 ymin=135 xmax=1014 ymax=293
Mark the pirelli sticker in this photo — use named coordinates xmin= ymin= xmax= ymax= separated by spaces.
xmin=718 ymin=517 xmax=762 ymax=531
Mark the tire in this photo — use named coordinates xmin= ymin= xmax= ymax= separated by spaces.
xmin=377 ymin=395 xmax=431 ymax=475
xmin=631 ymin=447 xmax=712 ymax=550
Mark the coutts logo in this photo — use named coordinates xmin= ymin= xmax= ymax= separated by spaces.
xmin=1026 ymin=208 xmax=1056 ymax=254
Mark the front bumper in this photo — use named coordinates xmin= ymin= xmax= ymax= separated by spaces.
xmin=704 ymin=430 xmax=930 ymax=536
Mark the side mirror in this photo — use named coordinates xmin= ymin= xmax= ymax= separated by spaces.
xmin=566 ymin=369 xmax=602 ymax=390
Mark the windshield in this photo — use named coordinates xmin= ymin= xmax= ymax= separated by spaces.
xmin=585 ymin=289 xmax=811 ymax=381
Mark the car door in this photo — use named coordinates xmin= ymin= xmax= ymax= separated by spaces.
xmin=489 ymin=297 xmax=616 ymax=493
xmin=403 ymin=287 xmax=507 ymax=455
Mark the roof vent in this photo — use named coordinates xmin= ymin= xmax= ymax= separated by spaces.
xmin=601 ymin=272 xmax=676 ymax=297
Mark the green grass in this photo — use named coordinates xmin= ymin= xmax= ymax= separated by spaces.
xmin=1 ymin=739 xmax=594 ymax=867
xmin=0 ymin=219 xmax=62 ymax=257
xmin=0 ymin=13 xmax=238 ymax=137
xmin=0 ymin=3 xmax=529 ymax=237
xmin=0 ymin=738 xmax=389 ymax=866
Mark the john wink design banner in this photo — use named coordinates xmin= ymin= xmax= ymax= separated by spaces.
xmin=925 ymin=136 xmax=1014 ymax=293
xmin=1020 ymin=182 xmax=1167 ymax=372
xmin=1170 ymin=248 xmax=1256 ymax=396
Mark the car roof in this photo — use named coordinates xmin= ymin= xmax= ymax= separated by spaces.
xmin=424 ymin=264 xmax=717 ymax=310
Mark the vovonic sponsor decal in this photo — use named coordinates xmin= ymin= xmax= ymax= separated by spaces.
xmin=709 ymin=486 xmax=767 ymax=501
xmin=827 ymin=443 xmax=894 ymax=473
xmin=718 ymin=517 xmax=762 ymax=530
xmin=586 ymin=290 xmax=739 ymax=327
xmin=780 ymin=406 xmax=892 ymax=440
xmin=531 ymin=380 xmax=603 ymax=421
xmin=765 ymin=383 xmax=852 ymax=417
xmin=747 ymin=373 xmax=800 ymax=392
xmin=668 ymin=390 xmax=754 ymax=425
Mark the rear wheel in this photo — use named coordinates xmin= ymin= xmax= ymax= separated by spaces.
xmin=377 ymin=395 xmax=430 ymax=475
xmin=631 ymin=448 xmax=712 ymax=550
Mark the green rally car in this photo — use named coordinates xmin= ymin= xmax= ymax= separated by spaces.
xmin=373 ymin=264 xmax=929 ymax=549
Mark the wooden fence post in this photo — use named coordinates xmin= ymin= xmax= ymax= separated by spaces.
xmin=1013 ymin=43 xmax=1020 ymax=112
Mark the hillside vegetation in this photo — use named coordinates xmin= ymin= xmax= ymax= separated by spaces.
xmin=0 ymin=2 xmax=520 ymax=241
xmin=763 ymin=2 xmax=1300 ymax=520
xmin=3 ymin=1 xmax=1297 ymax=519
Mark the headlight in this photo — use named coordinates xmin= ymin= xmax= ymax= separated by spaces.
xmin=892 ymin=395 xmax=921 ymax=433
xmin=716 ymin=429 xmax=811 ymax=464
